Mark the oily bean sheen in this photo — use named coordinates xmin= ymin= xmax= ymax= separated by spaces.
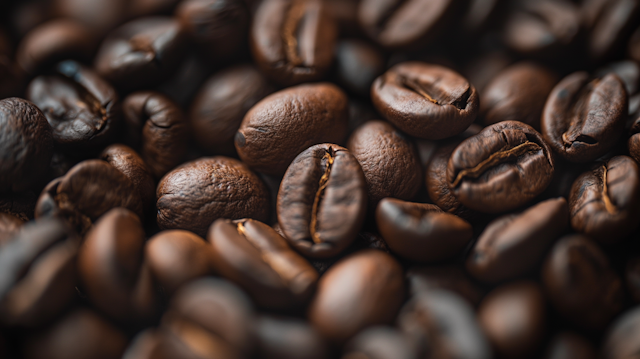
xmin=446 ymin=121 xmax=555 ymax=213
xmin=27 ymin=60 xmax=120 ymax=150
xmin=343 ymin=327 xmax=417 ymax=359
xmin=277 ymin=144 xmax=367 ymax=258
xmin=466 ymin=197 xmax=569 ymax=284
xmin=347 ymin=120 xmax=422 ymax=206
xmin=0 ymin=98 xmax=53 ymax=192
xmin=236 ymin=83 xmax=349 ymax=176
xmin=542 ymin=72 xmax=627 ymax=162
xmin=376 ymin=198 xmax=473 ymax=263
xmin=371 ymin=62 xmax=479 ymax=140
xmin=251 ymin=0 xmax=337 ymax=86
xmin=543 ymin=235 xmax=624 ymax=330
xmin=208 ymin=218 xmax=318 ymax=310
xmin=308 ymin=249 xmax=404 ymax=344
xmin=569 ymin=156 xmax=640 ymax=243
xmin=156 ymin=157 xmax=270 ymax=237
xmin=602 ymin=306 xmax=640 ymax=359
xmin=358 ymin=0 xmax=459 ymax=50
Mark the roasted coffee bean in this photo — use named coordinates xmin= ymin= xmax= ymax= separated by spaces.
xmin=157 ymin=157 xmax=270 ymax=237
xmin=208 ymin=218 xmax=318 ymax=310
xmin=308 ymin=249 xmax=404 ymax=344
xmin=543 ymin=332 xmax=597 ymax=359
xmin=23 ymin=309 xmax=128 ymax=359
xmin=582 ymin=0 xmax=640 ymax=62
xmin=466 ymin=198 xmax=569 ymax=284
xmin=255 ymin=316 xmax=329 ymax=359
xmin=398 ymin=290 xmax=491 ymax=359
xmin=347 ymin=120 xmax=421 ymax=206
xmin=0 ymin=98 xmax=53 ymax=192
xmin=95 ymin=17 xmax=188 ymax=90
xmin=478 ymin=282 xmax=546 ymax=359
xmin=189 ymin=65 xmax=275 ymax=156
xmin=154 ymin=51 xmax=210 ymax=108
xmin=342 ymin=326 xmax=417 ymax=359
xmin=569 ymin=156 xmax=640 ymax=243
xmin=176 ymin=0 xmax=249 ymax=63
xmin=602 ymin=306 xmax=640 ymax=359
xmin=626 ymin=255 xmax=640 ymax=303
xmin=145 ymin=230 xmax=214 ymax=294
xmin=358 ymin=0 xmax=460 ymax=49
xmin=0 ymin=218 xmax=78 ymax=327
xmin=504 ymin=0 xmax=580 ymax=59
xmin=251 ymin=0 xmax=337 ymax=86
xmin=277 ymin=143 xmax=367 ymax=258
xmin=0 ymin=212 xmax=24 ymax=245
xmin=122 ymin=91 xmax=189 ymax=178
xmin=407 ymin=265 xmax=483 ymax=306
xmin=16 ymin=19 xmax=95 ymax=75
xmin=596 ymin=60 xmax=640 ymax=97
xmin=335 ymin=39 xmax=385 ymax=97
xmin=27 ymin=60 xmax=120 ymax=150
xmin=446 ymin=121 xmax=555 ymax=213
xmin=543 ymin=234 xmax=624 ymax=330
xmin=236 ymin=83 xmax=349 ymax=176
xmin=52 ymin=0 xmax=128 ymax=36
xmin=79 ymin=208 xmax=158 ymax=325
xmin=542 ymin=72 xmax=627 ymax=162
xmin=376 ymin=198 xmax=473 ymax=263
xmin=371 ymin=62 xmax=479 ymax=140
xmin=481 ymin=62 xmax=557 ymax=130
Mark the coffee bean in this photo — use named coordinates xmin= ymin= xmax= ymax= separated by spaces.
xmin=626 ymin=255 xmax=640 ymax=304
xmin=582 ymin=0 xmax=640 ymax=62
xmin=602 ymin=306 xmax=640 ymax=359
xmin=189 ymin=65 xmax=275 ymax=156
xmin=376 ymin=198 xmax=473 ymax=263
xmin=343 ymin=326 xmax=417 ymax=359
xmin=347 ymin=120 xmax=421 ymax=207
xmin=478 ymin=282 xmax=546 ymax=359
xmin=569 ymin=155 xmax=640 ymax=243
xmin=542 ymin=72 xmax=627 ymax=162
xmin=543 ymin=332 xmax=597 ymax=359
xmin=596 ymin=60 xmax=640 ymax=97
xmin=543 ymin=234 xmax=624 ymax=330
xmin=407 ymin=265 xmax=484 ymax=306
xmin=467 ymin=197 xmax=569 ymax=284
xmin=446 ymin=121 xmax=555 ymax=213
xmin=308 ymin=249 xmax=404 ymax=344
xmin=208 ymin=218 xmax=318 ymax=310
xmin=335 ymin=39 xmax=385 ymax=97
xmin=122 ymin=329 xmax=193 ymax=359
xmin=236 ymin=83 xmax=349 ymax=176
xmin=255 ymin=315 xmax=329 ymax=359
xmin=0 ymin=98 xmax=53 ymax=192
xmin=52 ymin=0 xmax=128 ymax=36
xmin=372 ymin=62 xmax=479 ymax=140
xmin=481 ymin=62 xmax=558 ymax=130
xmin=277 ymin=143 xmax=367 ymax=258
xmin=122 ymin=91 xmax=189 ymax=178
xmin=156 ymin=157 xmax=270 ymax=237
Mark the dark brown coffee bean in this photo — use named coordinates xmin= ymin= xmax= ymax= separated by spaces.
xmin=542 ymin=72 xmax=627 ymax=162
xmin=372 ymin=62 xmax=479 ymax=140
xmin=376 ymin=198 xmax=472 ymax=263
xmin=398 ymin=290 xmax=491 ymax=359
xmin=122 ymin=91 xmax=189 ymax=178
xmin=95 ymin=17 xmax=188 ymax=90
xmin=582 ymin=0 xmax=640 ymax=62
xmin=255 ymin=316 xmax=329 ymax=359
xmin=343 ymin=326 xmax=418 ymax=359
xmin=251 ymin=0 xmax=337 ymax=86
xmin=236 ymin=83 xmax=349 ymax=176
xmin=0 ymin=212 xmax=24 ymax=246
xmin=335 ymin=39 xmax=385 ymax=97
xmin=602 ymin=306 xmax=640 ymax=359
xmin=596 ymin=60 xmax=640 ymax=97
xmin=189 ymin=65 xmax=275 ymax=156
xmin=23 ymin=309 xmax=128 ymax=359
xmin=79 ymin=208 xmax=158 ymax=325
xmin=446 ymin=121 xmax=555 ymax=213
xmin=626 ymin=256 xmax=640 ymax=304
xmin=0 ymin=218 xmax=78 ymax=327
xmin=358 ymin=0 xmax=460 ymax=49
xmin=0 ymin=98 xmax=53 ymax=192
xmin=157 ymin=157 xmax=270 ymax=237
xmin=543 ymin=234 xmax=624 ymax=330
xmin=407 ymin=266 xmax=483 ymax=306
xmin=481 ymin=62 xmax=558 ymax=130
xmin=27 ymin=60 xmax=121 ymax=150
xmin=176 ymin=0 xmax=249 ymax=63
xmin=543 ymin=332 xmax=597 ymax=359
xmin=145 ymin=230 xmax=214 ymax=295
xmin=208 ymin=218 xmax=318 ymax=310
xmin=52 ymin=0 xmax=128 ymax=36
xmin=308 ymin=249 xmax=404 ymax=344
xmin=467 ymin=197 xmax=569 ymax=284
xmin=277 ymin=143 xmax=367 ymax=258
xmin=347 ymin=120 xmax=421 ymax=206
xmin=478 ymin=282 xmax=546 ymax=359
xmin=16 ymin=19 xmax=95 ymax=75
xmin=569 ymin=156 xmax=640 ymax=243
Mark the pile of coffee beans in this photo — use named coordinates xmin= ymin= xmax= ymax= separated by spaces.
xmin=2 ymin=0 xmax=640 ymax=358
